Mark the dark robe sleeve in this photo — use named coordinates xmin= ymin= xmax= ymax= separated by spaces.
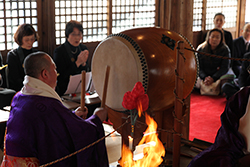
xmin=53 ymin=45 xmax=72 ymax=96
xmin=224 ymin=30 xmax=233 ymax=57
xmin=232 ymin=37 xmax=246 ymax=67
xmin=239 ymin=53 xmax=250 ymax=87
xmin=188 ymin=87 xmax=250 ymax=167
xmin=197 ymin=47 xmax=207 ymax=80
xmin=211 ymin=46 xmax=230 ymax=81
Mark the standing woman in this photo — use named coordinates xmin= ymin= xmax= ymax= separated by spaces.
xmin=53 ymin=20 xmax=89 ymax=96
xmin=213 ymin=13 xmax=233 ymax=54
xmin=7 ymin=24 xmax=39 ymax=92
xmin=196 ymin=28 xmax=230 ymax=94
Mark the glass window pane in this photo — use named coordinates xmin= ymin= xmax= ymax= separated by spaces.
xmin=205 ymin=0 xmax=237 ymax=30
xmin=193 ymin=0 xmax=237 ymax=31
xmin=55 ymin=0 xmax=110 ymax=42
xmin=0 ymin=0 xmax=38 ymax=51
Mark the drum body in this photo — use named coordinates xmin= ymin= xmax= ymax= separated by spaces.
xmin=92 ymin=27 xmax=197 ymax=112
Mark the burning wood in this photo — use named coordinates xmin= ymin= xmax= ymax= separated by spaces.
xmin=118 ymin=112 xmax=165 ymax=167
xmin=118 ymin=82 xmax=165 ymax=167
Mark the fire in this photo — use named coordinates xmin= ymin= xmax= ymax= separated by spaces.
xmin=137 ymin=101 xmax=142 ymax=117
xmin=119 ymin=105 xmax=165 ymax=166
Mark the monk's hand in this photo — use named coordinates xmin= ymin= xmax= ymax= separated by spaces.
xmin=75 ymin=106 xmax=88 ymax=119
xmin=93 ymin=107 xmax=108 ymax=122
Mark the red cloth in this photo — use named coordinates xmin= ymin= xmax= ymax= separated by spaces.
xmin=188 ymin=87 xmax=249 ymax=167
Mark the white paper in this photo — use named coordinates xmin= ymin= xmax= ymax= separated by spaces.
xmin=64 ymin=72 xmax=92 ymax=95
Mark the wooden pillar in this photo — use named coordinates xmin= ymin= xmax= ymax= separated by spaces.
xmin=157 ymin=0 xmax=194 ymax=143
xmin=236 ymin=0 xmax=246 ymax=38
xmin=155 ymin=1 xmax=194 ymax=163
xmin=37 ymin=0 xmax=56 ymax=56
xmin=169 ymin=0 xmax=193 ymax=44
xmin=157 ymin=0 xmax=194 ymax=41
xmin=173 ymin=41 xmax=185 ymax=167
xmin=107 ymin=0 xmax=112 ymax=35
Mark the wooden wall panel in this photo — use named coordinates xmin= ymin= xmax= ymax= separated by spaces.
xmin=37 ymin=0 xmax=56 ymax=57
xmin=237 ymin=0 xmax=246 ymax=38
xmin=156 ymin=0 xmax=194 ymax=153
xmin=169 ymin=0 xmax=194 ymax=44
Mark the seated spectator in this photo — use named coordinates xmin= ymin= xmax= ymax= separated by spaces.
xmin=239 ymin=52 xmax=250 ymax=87
xmin=195 ymin=28 xmax=230 ymax=95
xmin=188 ymin=86 xmax=250 ymax=167
xmin=53 ymin=20 xmax=90 ymax=96
xmin=222 ymin=51 xmax=250 ymax=100
xmin=0 ymin=52 xmax=16 ymax=109
xmin=232 ymin=23 xmax=250 ymax=77
xmin=7 ymin=23 xmax=39 ymax=92
xmin=1 ymin=52 xmax=109 ymax=167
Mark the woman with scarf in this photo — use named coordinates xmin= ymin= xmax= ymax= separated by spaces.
xmin=53 ymin=20 xmax=90 ymax=96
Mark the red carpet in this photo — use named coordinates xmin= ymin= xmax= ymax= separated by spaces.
xmin=189 ymin=91 xmax=227 ymax=143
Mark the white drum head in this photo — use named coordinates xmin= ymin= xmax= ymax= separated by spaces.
xmin=92 ymin=36 xmax=145 ymax=111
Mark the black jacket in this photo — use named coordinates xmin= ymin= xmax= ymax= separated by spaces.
xmin=197 ymin=43 xmax=230 ymax=81
xmin=239 ymin=52 xmax=250 ymax=87
xmin=7 ymin=46 xmax=38 ymax=92
xmin=53 ymin=40 xmax=90 ymax=96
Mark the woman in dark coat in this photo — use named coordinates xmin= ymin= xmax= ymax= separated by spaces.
xmin=196 ymin=28 xmax=230 ymax=93
xmin=53 ymin=20 xmax=90 ymax=96
xmin=7 ymin=24 xmax=39 ymax=92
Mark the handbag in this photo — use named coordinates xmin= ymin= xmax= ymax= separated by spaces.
xmin=200 ymin=79 xmax=221 ymax=95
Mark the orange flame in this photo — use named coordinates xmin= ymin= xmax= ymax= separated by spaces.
xmin=137 ymin=101 xmax=143 ymax=117
xmin=119 ymin=102 xmax=165 ymax=167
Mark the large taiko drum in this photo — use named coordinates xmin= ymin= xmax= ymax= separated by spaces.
xmin=92 ymin=27 xmax=198 ymax=112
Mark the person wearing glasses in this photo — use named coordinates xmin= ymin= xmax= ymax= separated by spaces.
xmin=7 ymin=23 xmax=39 ymax=92
xmin=53 ymin=20 xmax=90 ymax=96
xmin=221 ymin=23 xmax=250 ymax=100
xmin=231 ymin=23 xmax=250 ymax=77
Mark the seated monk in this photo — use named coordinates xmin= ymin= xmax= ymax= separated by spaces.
xmin=188 ymin=86 xmax=250 ymax=167
xmin=1 ymin=51 xmax=109 ymax=167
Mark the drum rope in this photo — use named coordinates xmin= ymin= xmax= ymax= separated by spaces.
xmin=184 ymin=47 xmax=250 ymax=62
xmin=176 ymin=47 xmax=187 ymax=62
xmin=172 ymin=45 xmax=189 ymax=136
xmin=39 ymin=117 xmax=129 ymax=167
xmin=175 ymin=69 xmax=185 ymax=83
xmin=172 ymin=89 xmax=187 ymax=125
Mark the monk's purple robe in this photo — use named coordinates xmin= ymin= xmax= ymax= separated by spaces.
xmin=5 ymin=92 xmax=109 ymax=167
xmin=188 ymin=87 xmax=250 ymax=167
